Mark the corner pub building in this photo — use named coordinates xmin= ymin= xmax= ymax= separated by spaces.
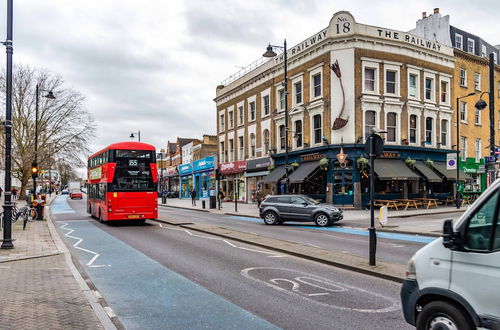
xmin=214 ymin=11 xmax=469 ymax=209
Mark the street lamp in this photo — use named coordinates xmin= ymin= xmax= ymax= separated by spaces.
xmin=455 ymin=92 xmax=477 ymax=209
xmin=130 ymin=130 xmax=141 ymax=142
xmin=33 ymin=84 xmax=56 ymax=199
xmin=263 ymin=40 xmax=289 ymax=193
xmin=1 ymin=0 xmax=14 ymax=249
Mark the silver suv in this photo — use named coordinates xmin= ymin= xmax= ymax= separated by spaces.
xmin=259 ymin=195 xmax=343 ymax=227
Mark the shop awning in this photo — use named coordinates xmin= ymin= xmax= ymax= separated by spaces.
xmin=413 ymin=161 xmax=442 ymax=183
xmin=261 ymin=166 xmax=286 ymax=183
xmin=431 ymin=162 xmax=472 ymax=181
xmin=288 ymin=162 xmax=320 ymax=183
xmin=373 ymin=159 xmax=420 ymax=180
xmin=244 ymin=170 xmax=270 ymax=178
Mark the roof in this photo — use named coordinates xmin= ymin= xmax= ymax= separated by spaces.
xmin=177 ymin=138 xmax=200 ymax=147
xmin=89 ymin=141 xmax=155 ymax=159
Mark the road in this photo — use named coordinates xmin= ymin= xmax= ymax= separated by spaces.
xmin=51 ymin=196 xmax=413 ymax=329
xmin=158 ymin=206 xmax=436 ymax=265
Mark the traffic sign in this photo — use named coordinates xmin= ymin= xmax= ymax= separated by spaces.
xmin=447 ymin=153 xmax=457 ymax=170
xmin=495 ymin=147 xmax=500 ymax=155
xmin=486 ymin=156 xmax=496 ymax=163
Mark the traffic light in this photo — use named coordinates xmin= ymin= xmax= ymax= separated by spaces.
xmin=31 ymin=162 xmax=38 ymax=178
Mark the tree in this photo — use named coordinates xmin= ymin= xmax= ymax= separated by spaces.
xmin=0 ymin=65 xmax=96 ymax=198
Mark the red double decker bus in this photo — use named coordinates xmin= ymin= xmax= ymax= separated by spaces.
xmin=87 ymin=141 xmax=158 ymax=222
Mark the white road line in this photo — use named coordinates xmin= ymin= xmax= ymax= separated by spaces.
xmin=103 ymin=306 xmax=117 ymax=318
xmin=59 ymin=222 xmax=108 ymax=268
xmin=162 ymin=226 xmax=285 ymax=257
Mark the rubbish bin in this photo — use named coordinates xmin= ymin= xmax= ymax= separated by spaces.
xmin=209 ymin=196 xmax=216 ymax=209
xmin=162 ymin=195 xmax=167 ymax=204
xmin=202 ymin=200 xmax=206 ymax=209
xmin=33 ymin=200 xmax=45 ymax=220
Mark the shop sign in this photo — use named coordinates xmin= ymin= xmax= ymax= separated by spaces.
xmin=463 ymin=167 xmax=477 ymax=174
xmin=379 ymin=152 xmax=399 ymax=159
xmin=219 ymin=160 xmax=246 ymax=175
xmin=301 ymin=153 xmax=323 ymax=162
xmin=178 ymin=163 xmax=192 ymax=175
xmin=478 ymin=165 xmax=486 ymax=174
xmin=165 ymin=166 xmax=178 ymax=177
xmin=246 ymin=157 xmax=272 ymax=172
xmin=193 ymin=156 xmax=215 ymax=172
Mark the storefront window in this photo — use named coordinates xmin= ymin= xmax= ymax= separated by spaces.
xmin=180 ymin=176 xmax=193 ymax=199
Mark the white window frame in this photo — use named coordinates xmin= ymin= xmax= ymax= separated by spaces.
xmin=364 ymin=110 xmax=378 ymax=141
xmin=237 ymin=102 xmax=244 ymax=126
xmin=292 ymin=76 xmax=304 ymax=107
xmin=460 ymin=136 xmax=468 ymax=161
xmin=220 ymin=141 xmax=225 ymax=163
xmin=228 ymin=109 xmax=234 ymax=129
xmin=475 ymin=109 xmax=482 ymax=125
xmin=294 ymin=119 xmax=303 ymax=149
xmin=249 ymin=133 xmax=256 ymax=158
xmin=309 ymin=67 xmax=323 ymax=100
xmin=481 ymin=45 xmax=487 ymax=57
xmin=440 ymin=119 xmax=449 ymax=147
xmin=219 ymin=112 xmax=225 ymax=132
xmin=385 ymin=112 xmax=398 ymax=143
xmin=384 ymin=64 xmax=400 ymax=96
xmin=460 ymin=69 xmax=467 ymax=87
xmin=276 ymin=87 xmax=285 ymax=112
xmin=467 ymin=38 xmax=475 ymax=54
xmin=261 ymin=89 xmax=271 ymax=118
xmin=475 ymin=138 xmax=481 ymax=162
xmin=312 ymin=114 xmax=322 ymax=145
xmin=362 ymin=61 xmax=379 ymax=94
xmin=408 ymin=113 xmax=419 ymax=145
xmin=460 ymin=101 xmax=468 ymax=123
xmin=228 ymin=138 xmax=234 ymax=161
xmin=455 ymin=34 xmax=463 ymax=50
xmin=238 ymin=135 xmax=244 ymax=160
xmin=263 ymin=129 xmax=270 ymax=155
xmin=439 ymin=77 xmax=451 ymax=105
xmin=279 ymin=124 xmax=286 ymax=151
xmin=474 ymin=73 xmax=481 ymax=91
xmin=425 ymin=116 xmax=435 ymax=146
xmin=424 ymin=73 xmax=435 ymax=102
xmin=494 ymin=52 xmax=498 ymax=64
xmin=408 ymin=70 xmax=420 ymax=100
xmin=247 ymin=95 xmax=256 ymax=122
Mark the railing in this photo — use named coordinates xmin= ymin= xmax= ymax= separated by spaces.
xmin=220 ymin=56 xmax=270 ymax=86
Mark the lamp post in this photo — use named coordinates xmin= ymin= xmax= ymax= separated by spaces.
xmin=1 ymin=0 xmax=14 ymax=249
xmin=474 ymin=53 xmax=496 ymax=185
xmin=263 ymin=40 xmax=289 ymax=193
xmin=455 ymin=92 xmax=477 ymax=208
xmin=33 ymin=84 xmax=55 ymax=199
xmin=130 ymin=131 xmax=141 ymax=142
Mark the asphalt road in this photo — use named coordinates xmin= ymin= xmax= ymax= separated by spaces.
xmin=52 ymin=196 xmax=412 ymax=329
xmin=157 ymin=206 xmax=430 ymax=265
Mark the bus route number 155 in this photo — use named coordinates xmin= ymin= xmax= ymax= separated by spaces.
xmin=129 ymin=159 xmax=138 ymax=166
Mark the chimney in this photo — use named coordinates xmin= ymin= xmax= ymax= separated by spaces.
xmin=433 ymin=8 xmax=439 ymax=14
xmin=422 ymin=12 xmax=427 ymax=19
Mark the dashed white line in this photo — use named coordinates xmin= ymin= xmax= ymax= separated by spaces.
xmin=59 ymin=222 xmax=108 ymax=268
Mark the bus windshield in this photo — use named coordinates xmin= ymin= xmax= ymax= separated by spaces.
xmin=111 ymin=149 xmax=155 ymax=192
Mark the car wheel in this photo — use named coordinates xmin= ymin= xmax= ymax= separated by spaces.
xmin=263 ymin=211 xmax=279 ymax=225
xmin=416 ymin=301 xmax=474 ymax=330
xmin=314 ymin=213 xmax=331 ymax=227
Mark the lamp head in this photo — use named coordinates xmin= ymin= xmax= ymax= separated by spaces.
xmin=475 ymin=99 xmax=487 ymax=110
xmin=45 ymin=91 xmax=56 ymax=99
xmin=263 ymin=45 xmax=277 ymax=58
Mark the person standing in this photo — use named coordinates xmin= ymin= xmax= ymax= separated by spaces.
xmin=11 ymin=188 xmax=17 ymax=200
xmin=217 ymin=190 xmax=224 ymax=209
xmin=256 ymin=188 xmax=263 ymax=208
xmin=0 ymin=186 xmax=3 ymax=198
xmin=190 ymin=188 xmax=197 ymax=206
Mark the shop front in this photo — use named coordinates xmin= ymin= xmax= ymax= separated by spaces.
xmin=288 ymin=154 xmax=328 ymax=202
xmin=192 ymin=156 xmax=216 ymax=199
xmin=164 ymin=166 xmax=179 ymax=196
xmin=460 ymin=158 xmax=486 ymax=197
xmin=429 ymin=161 xmax=474 ymax=198
xmin=245 ymin=157 xmax=272 ymax=203
xmin=219 ymin=160 xmax=246 ymax=201
xmin=178 ymin=162 xmax=193 ymax=199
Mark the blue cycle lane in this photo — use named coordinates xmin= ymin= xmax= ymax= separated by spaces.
xmin=52 ymin=202 xmax=277 ymax=329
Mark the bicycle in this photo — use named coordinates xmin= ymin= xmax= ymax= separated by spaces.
xmin=0 ymin=202 xmax=37 ymax=230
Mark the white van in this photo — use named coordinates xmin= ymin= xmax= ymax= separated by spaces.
xmin=401 ymin=179 xmax=500 ymax=330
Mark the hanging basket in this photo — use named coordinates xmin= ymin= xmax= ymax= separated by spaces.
xmin=405 ymin=157 xmax=416 ymax=167
xmin=319 ymin=157 xmax=329 ymax=170
xmin=357 ymin=157 xmax=368 ymax=169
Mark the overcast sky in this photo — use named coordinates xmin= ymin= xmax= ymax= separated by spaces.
xmin=1 ymin=0 xmax=499 ymax=166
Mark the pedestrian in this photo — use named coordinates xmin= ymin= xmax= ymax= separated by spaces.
xmin=0 ymin=186 xmax=3 ymax=198
xmin=217 ymin=190 xmax=224 ymax=209
xmin=11 ymin=188 xmax=17 ymax=200
xmin=190 ymin=188 xmax=197 ymax=206
xmin=256 ymin=188 xmax=263 ymax=208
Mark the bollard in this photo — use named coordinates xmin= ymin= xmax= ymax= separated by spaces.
xmin=202 ymin=200 xmax=206 ymax=209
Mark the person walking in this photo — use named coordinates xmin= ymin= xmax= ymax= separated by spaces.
xmin=190 ymin=188 xmax=197 ymax=206
xmin=217 ymin=190 xmax=224 ymax=209
xmin=0 ymin=186 xmax=3 ymax=198
xmin=256 ymin=188 xmax=263 ymax=208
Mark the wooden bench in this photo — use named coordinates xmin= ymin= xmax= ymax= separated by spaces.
xmin=373 ymin=199 xmax=400 ymax=211
xmin=395 ymin=199 xmax=419 ymax=211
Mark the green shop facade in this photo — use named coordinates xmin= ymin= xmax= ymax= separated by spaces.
xmin=265 ymin=143 xmax=482 ymax=209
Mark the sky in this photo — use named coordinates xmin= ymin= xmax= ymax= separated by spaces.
xmin=1 ymin=0 xmax=499 ymax=173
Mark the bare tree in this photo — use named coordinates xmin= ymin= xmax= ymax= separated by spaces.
xmin=0 ymin=65 xmax=96 ymax=198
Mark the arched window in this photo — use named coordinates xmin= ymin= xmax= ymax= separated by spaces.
xmin=386 ymin=112 xmax=397 ymax=142
xmin=409 ymin=114 xmax=417 ymax=144
xmin=250 ymin=133 xmax=256 ymax=157
xmin=263 ymin=129 xmax=270 ymax=154
xmin=425 ymin=117 xmax=433 ymax=144
xmin=279 ymin=125 xmax=286 ymax=150
xmin=364 ymin=111 xmax=376 ymax=140
xmin=441 ymin=119 xmax=448 ymax=147
xmin=294 ymin=120 xmax=302 ymax=148
xmin=313 ymin=115 xmax=322 ymax=144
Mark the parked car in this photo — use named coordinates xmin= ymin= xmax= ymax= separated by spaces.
xmin=61 ymin=189 xmax=69 ymax=195
xmin=259 ymin=195 xmax=343 ymax=227
xmin=401 ymin=179 xmax=500 ymax=330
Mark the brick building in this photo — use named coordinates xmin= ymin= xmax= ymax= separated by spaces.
xmin=214 ymin=11 xmax=491 ymax=208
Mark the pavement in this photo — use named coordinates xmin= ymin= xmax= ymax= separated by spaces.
xmin=0 ymin=196 xmax=116 ymax=330
xmin=0 ymin=194 xmax=470 ymax=328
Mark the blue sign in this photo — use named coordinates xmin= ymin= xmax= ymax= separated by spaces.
xmin=485 ymin=156 xmax=496 ymax=163
xmin=193 ymin=156 xmax=215 ymax=172
xmin=178 ymin=163 xmax=192 ymax=175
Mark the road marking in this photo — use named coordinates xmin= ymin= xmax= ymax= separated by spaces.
xmin=104 ymin=306 xmax=116 ymax=318
xmin=241 ymin=267 xmax=399 ymax=313
xmin=59 ymin=222 xmax=108 ymax=268
xmin=162 ymin=226 xmax=284 ymax=257
xmin=158 ymin=223 xmax=163 ymax=228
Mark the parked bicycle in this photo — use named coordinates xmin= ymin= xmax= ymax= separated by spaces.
xmin=0 ymin=202 xmax=37 ymax=230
